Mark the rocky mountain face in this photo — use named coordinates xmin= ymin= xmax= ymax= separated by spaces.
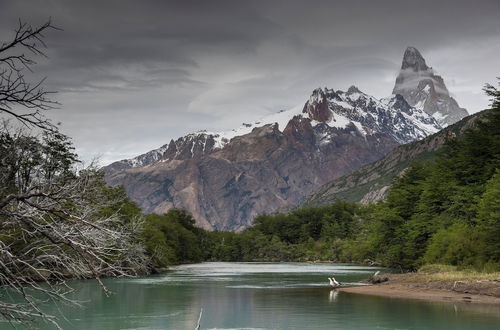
xmin=103 ymin=132 xmax=222 ymax=174
xmin=392 ymin=47 xmax=468 ymax=127
xmin=302 ymin=111 xmax=485 ymax=208
xmin=104 ymin=83 xmax=442 ymax=230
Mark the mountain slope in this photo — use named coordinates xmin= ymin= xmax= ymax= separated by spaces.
xmin=392 ymin=47 xmax=468 ymax=127
xmin=302 ymin=111 xmax=486 ymax=208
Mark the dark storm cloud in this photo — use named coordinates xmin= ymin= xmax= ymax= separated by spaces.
xmin=1 ymin=0 xmax=499 ymax=164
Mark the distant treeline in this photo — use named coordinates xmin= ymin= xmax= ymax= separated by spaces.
xmin=141 ymin=82 xmax=500 ymax=272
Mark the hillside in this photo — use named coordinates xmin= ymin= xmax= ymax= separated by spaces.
xmin=302 ymin=110 xmax=486 ymax=207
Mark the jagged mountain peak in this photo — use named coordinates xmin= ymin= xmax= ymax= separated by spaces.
xmin=308 ymin=87 xmax=327 ymax=101
xmin=401 ymin=46 xmax=429 ymax=71
xmin=392 ymin=47 xmax=468 ymax=127
xmin=347 ymin=85 xmax=362 ymax=95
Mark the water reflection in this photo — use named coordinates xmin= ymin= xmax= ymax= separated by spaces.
xmin=329 ymin=289 xmax=339 ymax=302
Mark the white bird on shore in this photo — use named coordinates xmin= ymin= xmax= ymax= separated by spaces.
xmin=374 ymin=271 xmax=380 ymax=276
xmin=328 ymin=277 xmax=340 ymax=287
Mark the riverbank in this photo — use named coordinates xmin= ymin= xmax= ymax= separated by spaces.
xmin=340 ymin=272 xmax=500 ymax=305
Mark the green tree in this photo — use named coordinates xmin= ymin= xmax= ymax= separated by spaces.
xmin=475 ymin=171 xmax=500 ymax=264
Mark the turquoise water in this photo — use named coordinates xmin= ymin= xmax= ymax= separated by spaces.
xmin=3 ymin=262 xmax=500 ymax=329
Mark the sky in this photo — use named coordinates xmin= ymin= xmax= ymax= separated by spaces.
xmin=1 ymin=0 xmax=499 ymax=165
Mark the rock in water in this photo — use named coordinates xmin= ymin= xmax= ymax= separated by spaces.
xmin=392 ymin=46 xmax=468 ymax=127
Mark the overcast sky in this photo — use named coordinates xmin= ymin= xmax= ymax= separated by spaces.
xmin=1 ymin=0 xmax=499 ymax=165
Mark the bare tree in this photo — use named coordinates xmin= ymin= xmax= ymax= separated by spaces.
xmin=0 ymin=19 xmax=59 ymax=131
xmin=0 ymin=125 xmax=149 ymax=328
xmin=0 ymin=19 xmax=150 ymax=328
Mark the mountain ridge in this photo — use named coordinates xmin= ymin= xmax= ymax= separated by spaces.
xmin=105 ymin=82 xmax=442 ymax=176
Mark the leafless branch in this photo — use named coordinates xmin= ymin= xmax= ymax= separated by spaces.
xmin=0 ymin=126 xmax=149 ymax=327
xmin=0 ymin=19 xmax=61 ymax=131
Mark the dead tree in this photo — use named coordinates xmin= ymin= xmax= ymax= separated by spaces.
xmin=0 ymin=20 xmax=149 ymax=328
xmin=0 ymin=19 xmax=59 ymax=131
xmin=0 ymin=126 xmax=149 ymax=328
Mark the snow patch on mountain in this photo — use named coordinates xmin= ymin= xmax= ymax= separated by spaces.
xmin=123 ymin=144 xmax=169 ymax=168
xmin=302 ymin=86 xmax=441 ymax=144
xmin=202 ymin=102 xmax=305 ymax=149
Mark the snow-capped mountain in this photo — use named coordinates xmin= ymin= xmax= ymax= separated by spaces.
xmin=105 ymin=85 xmax=441 ymax=175
xmin=392 ymin=47 xmax=468 ymax=127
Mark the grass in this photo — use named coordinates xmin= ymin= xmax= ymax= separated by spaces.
xmin=417 ymin=264 xmax=500 ymax=282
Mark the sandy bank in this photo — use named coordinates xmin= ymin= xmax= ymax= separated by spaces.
xmin=339 ymin=273 xmax=500 ymax=305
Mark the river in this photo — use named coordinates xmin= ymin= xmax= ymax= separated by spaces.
xmin=3 ymin=262 xmax=499 ymax=329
